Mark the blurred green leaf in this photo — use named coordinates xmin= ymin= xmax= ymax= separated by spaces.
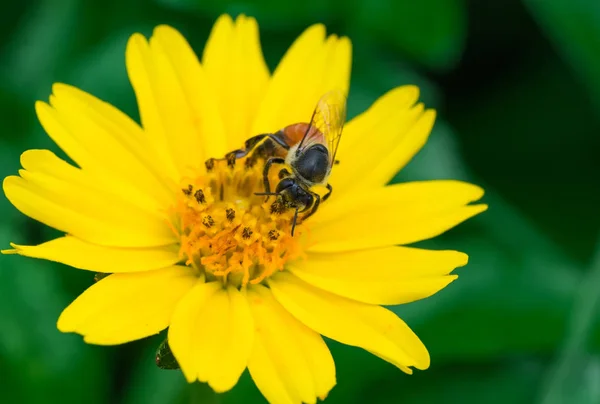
xmin=350 ymin=0 xmax=467 ymax=70
xmin=369 ymin=360 xmax=544 ymax=404
xmin=525 ymin=0 xmax=600 ymax=111
xmin=0 ymin=142 xmax=24 ymax=212
xmin=350 ymin=57 xmax=441 ymax=117
xmin=0 ymin=224 xmax=110 ymax=404
xmin=538 ymin=240 xmax=600 ymax=404
xmin=154 ymin=0 xmax=338 ymax=29
xmin=123 ymin=338 xmax=188 ymax=404
xmin=0 ymin=0 xmax=81 ymax=102
xmin=189 ymin=382 xmax=222 ymax=404
xmin=539 ymin=356 xmax=600 ymax=404
xmin=447 ymin=61 xmax=600 ymax=260
xmin=65 ymin=28 xmax=146 ymax=121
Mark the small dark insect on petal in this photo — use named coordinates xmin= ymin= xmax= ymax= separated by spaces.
xmin=194 ymin=189 xmax=206 ymax=204
xmin=226 ymin=208 xmax=236 ymax=222
xmin=155 ymin=337 xmax=180 ymax=370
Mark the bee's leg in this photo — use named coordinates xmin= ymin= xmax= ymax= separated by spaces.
xmin=204 ymin=149 xmax=245 ymax=171
xmin=301 ymin=191 xmax=321 ymax=223
xmin=262 ymin=157 xmax=286 ymax=196
xmin=323 ymin=183 xmax=333 ymax=201
xmin=291 ymin=207 xmax=300 ymax=237
xmin=205 ymin=133 xmax=284 ymax=171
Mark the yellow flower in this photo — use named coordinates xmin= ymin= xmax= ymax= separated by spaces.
xmin=1 ymin=14 xmax=486 ymax=404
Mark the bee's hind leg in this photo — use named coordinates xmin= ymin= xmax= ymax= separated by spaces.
xmin=204 ymin=149 xmax=247 ymax=171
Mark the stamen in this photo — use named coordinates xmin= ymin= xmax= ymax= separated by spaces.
xmin=202 ymin=215 xmax=215 ymax=228
xmin=226 ymin=208 xmax=236 ymax=222
xmin=194 ymin=189 xmax=206 ymax=204
xmin=242 ymin=227 xmax=253 ymax=239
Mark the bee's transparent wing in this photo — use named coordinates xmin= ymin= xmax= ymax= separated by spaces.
xmin=296 ymin=90 xmax=347 ymax=167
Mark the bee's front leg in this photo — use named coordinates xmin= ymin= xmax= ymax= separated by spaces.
xmin=301 ymin=191 xmax=321 ymax=222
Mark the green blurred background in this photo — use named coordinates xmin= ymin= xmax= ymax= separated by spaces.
xmin=1 ymin=0 xmax=600 ymax=403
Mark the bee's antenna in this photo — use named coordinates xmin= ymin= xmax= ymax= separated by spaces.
xmin=254 ymin=192 xmax=279 ymax=196
xmin=291 ymin=207 xmax=299 ymax=236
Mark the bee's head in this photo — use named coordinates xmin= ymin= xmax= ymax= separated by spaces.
xmin=275 ymin=177 xmax=313 ymax=210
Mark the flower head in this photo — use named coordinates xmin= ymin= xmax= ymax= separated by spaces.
xmin=2 ymin=14 xmax=486 ymax=403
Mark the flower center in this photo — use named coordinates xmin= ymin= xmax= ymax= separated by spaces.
xmin=169 ymin=158 xmax=303 ymax=287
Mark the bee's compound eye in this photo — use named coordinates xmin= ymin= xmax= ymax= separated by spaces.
xmin=276 ymin=177 xmax=295 ymax=193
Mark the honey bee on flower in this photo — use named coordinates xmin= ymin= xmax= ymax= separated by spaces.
xmin=1 ymin=13 xmax=487 ymax=404
xmin=206 ymin=90 xmax=346 ymax=235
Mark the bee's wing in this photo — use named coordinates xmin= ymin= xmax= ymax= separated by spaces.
xmin=296 ymin=90 xmax=347 ymax=167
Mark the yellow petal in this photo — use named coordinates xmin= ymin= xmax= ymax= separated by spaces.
xmin=360 ymin=110 xmax=436 ymax=189
xmin=3 ymin=150 xmax=176 ymax=247
xmin=309 ymin=180 xmax=487 ymax=252
xmin=252 ymin=25 xmax=352 ymax=135
xmin=203 ymin=15 xmax=270 ymax=149
xmin=329 ymin=86 xmax=428 ymax=194
xmin=39 ymin=84 xmax=174 ymax=208
xmin=5 ymin=236 xmax=180 ymax=273
xmin=57 ymin=266 xmax=198 ymax=345
xmin=169 ymin=282 xmax=253 ymax=392
xmin=126 ymin=27 xmax=226 ymax=180
xmin=290 ymin=247 xmax=467 ymax=305
xmin=269 ymin=272 xmax=429 ymax=373
xmin=247 ymin=284 xmax=335 ymax=404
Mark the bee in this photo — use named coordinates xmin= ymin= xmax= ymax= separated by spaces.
xmin=206 ymin=90 xmax=346 ymax=235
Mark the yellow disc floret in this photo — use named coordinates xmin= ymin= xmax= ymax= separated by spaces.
xmin=169 ymin=159 xmax=303 ymax=287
